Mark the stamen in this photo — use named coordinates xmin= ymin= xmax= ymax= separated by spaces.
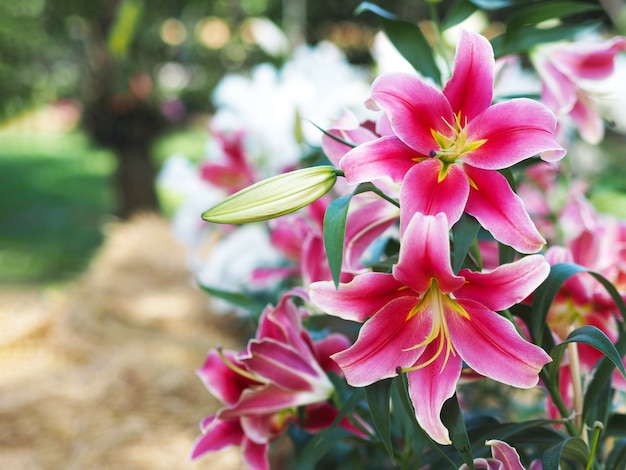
xmin=217 ymin=347 xmax=262 ymax=383
xmin=399 ymin=280 xmax=462 ymax=374
xmin=429 ymin=112 xmax=487 ymax=164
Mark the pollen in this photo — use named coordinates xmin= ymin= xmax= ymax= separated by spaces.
xmin=401 ymin=280 xmax=466 ymax=374
xmin=429 ymin=113 xmax=487 ymax=164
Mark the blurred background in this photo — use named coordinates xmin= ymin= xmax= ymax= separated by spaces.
xmin=0 ymin=0 xmax=392 ymax=468
xmin=1 ymin=0 xmax=625 ymax=468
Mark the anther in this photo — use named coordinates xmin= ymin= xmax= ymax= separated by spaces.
xmin=429 ymin=149 xmax=437 ymax=158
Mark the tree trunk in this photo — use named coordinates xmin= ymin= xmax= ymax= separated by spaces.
xmin=83 ymin=95 xmax=166 ymax=218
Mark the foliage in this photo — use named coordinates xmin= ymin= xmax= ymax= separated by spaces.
xmin=0 ymin=131 xmax=115 ymax=283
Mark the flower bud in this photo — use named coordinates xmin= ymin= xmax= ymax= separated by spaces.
xmin=202 ymin=165 xmax=338 ymax=224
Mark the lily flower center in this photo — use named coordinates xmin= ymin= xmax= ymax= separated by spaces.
xmin=401 ymin=280 xmax=469 ymax=373
xmin=430 ymin=113 xmax=487 ymax=167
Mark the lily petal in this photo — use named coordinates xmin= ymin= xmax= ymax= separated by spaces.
xmin=464 ymin=166 xmax=546 ymax=254
xmin=310 ymin=272 xmax=404 ymax=322
xmin=344 ymin=197 xmax=400 ymax=271
xmin=321 ymin=110 xmax=378 ymax=165
xmin=197 ymin=349 xmax=261 ymax=406
xmin=464 ymin=99 xmax=565 ymax=168
xmin=190 ymin=417 xmax=244 ymax=460
xmin=486 ymin=439 xmax=527 ymax=470
xmin=394 ymin=212 xmax=465 ymax=294
xmin=370 ymin=72 xmax=454 ymax=154
xmin=444 ymin=29 xmax=494 ymax=121
xmin=399 ymin=160 xmax=469 ymax=235
xmin=303 ymin=402 xmax=372 ymax=439
xmin=332 ymin=296 xmax=432 ymax=386
xmin=339 ymin=135 xmax=423 ymax=184
xmin=448 ymin=299 xmax=551 ymax=387
xmin=312 ymin=333 xmax=352 ymax=375
xmin=242 ymin=438 xmax=269 ymax=470
xmin=244 ymin=339 xmax=324 ymax=392
xmin=220 ymin=383 xmax=332 ymax=419
xmin=407 ymin=342 xmax=463 ymax=445
xmin=457 ymin=254 xmax=550 ymax=311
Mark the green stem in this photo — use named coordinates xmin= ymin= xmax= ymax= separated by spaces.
xmin=540 ymin=368 xmax=579 ymax=437
xmin=355 ymin=182 xmax=401 ymax=208
xmin=585 ymin=421 xmax=603 ymax=470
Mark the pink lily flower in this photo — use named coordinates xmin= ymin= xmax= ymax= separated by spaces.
xmin=263 ymin=190 xmax=399 ymax=286
xmin=310 ymin=212 xmax=551 ymax=444
xmin=531 ymin=36 xmax=626 ymax=144
xmin=339 ymin=29 xmax=565 ymax=253
xmin=459 ymin=439 xmax=542 ymax=470
xmin=200 ymin=126 xmax=258 ymax=194
xmin=191 ymin=293 xmax=366 ymax=468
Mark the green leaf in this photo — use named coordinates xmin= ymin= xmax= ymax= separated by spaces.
xmin=441 ymin=394 xmax=474 ymax=470
xmin=583 ymin=332 xmax=626 ymax=427
xmin=365 ymin=378 xmax=395 ymax=461
xmin=606 ymin=438 xmax=626 ymax=470
xmin=324 ymin=193 xmax=353 ymax=288
xmin=531 ymin=262 xmax=626 ymax=353
xmin=293 ymin=426 xmax=353 ymax=470
xmin=530 ymin=263 xmax=588 ymax=348
xmin=505 ymin=1 xmax=602 ymax=41
xmin=542 ymin=437 xmax=589 ymax=470
xmin=452 ymin=214 xmax=481 ymax=273
xmin=468 ymin=418 xmax=563 ymax=452
xmin=607 ymin=414 xmax=626 ymax=437
xmin=497 ymin=241 xmax=516 ymax=266
xmin=442 ymin=0 xmax=479 ymax=30
xmin=356 ymin=2 xmax=442 ymax=85
xmin=294 ymin=386 xmax=367 ymax=470
xmin=390 ymin=382 xmax=426 ymax=467
xmin=550 ymin=326 xmax=626 ymax=381
xmin=492 ymin=22 xmax=603 ymax=57
xmin=197 ymin=283 xmax=265 ymax=313
xmin=468 ymin=0 xmax=517 ymax=9
xmin=395 ymin=374 xmax=459 ymax=468
xmin=585 ymin=379 xmax=613 ymax=431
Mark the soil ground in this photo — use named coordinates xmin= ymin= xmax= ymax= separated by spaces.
xmin=0 ymin=213 xmax=254 ymax=469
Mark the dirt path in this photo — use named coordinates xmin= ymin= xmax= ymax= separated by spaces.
xmin=0 ymin=213 xmax=253 ymax=469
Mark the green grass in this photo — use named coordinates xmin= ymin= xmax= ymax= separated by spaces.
xmin=0 ymin=131 xmax=116 ymax=284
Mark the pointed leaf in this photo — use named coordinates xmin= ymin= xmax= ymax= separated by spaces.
xmin=452 ymin=213 xmax=481 ymax=273
xmin=441 ymin=393 xmax=474 ymax=470
xmin=365 ymin=378 xmax=394 ymax=461
xmin=492 ymin=23 xmax=603 ymax=57
xmin=551 ymin=325 xmax=626 ymax=381
xmin=323 ymin=193 xmax=353 ymax=288
xmin=505 ymin=1 xmax=602 ymax=44
xmin=293 ymin=386 xmax=366 ymax=470
xmin=293 ymin=426 xmax=353 ymax=470
xmin=198 ymin=283 xmax=265 ymax=313
xmin=542 ymin=437 xmax=589 ymax=470
xmin=468 ymin=0 xmax=517 ymax=9
xmin=391 ymin=382 xmax=426 ymax=467
xmin=395 ymin=374 xmax=459 ymax=468
xmin=606 ymin=438 xmax=626 ymax=470
xmin=583 ymin=332 xmax=626 ymax=427
xmin=442 ymin=0 xmax=479 ymax=30
xmin=530 ymin=263 xmax=588 ymax=349
xmin=356 ymin=2 xmax=442 ymax=85
xmin=607 ymin=414 xmax=626 ymax=437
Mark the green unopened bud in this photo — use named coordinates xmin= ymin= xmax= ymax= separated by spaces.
xmin=202 ymin=165 xmax=338 ymax=224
